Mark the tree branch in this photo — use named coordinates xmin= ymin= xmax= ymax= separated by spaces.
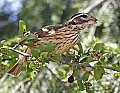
xmin=61 ymin=59 xmax=119 ymax=72
xmin=9 ymin=47 xmax=31 ymax=57
xmin=83 ymin=0 xmax=106 ymax=13
xmin=88 ymin=0 xmax=113 ymax=38
xmin=61 ymin=59 xmax=92 ymax=68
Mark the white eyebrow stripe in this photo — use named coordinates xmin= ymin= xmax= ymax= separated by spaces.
xmin=70 ymin=13 xmax=87 ymax=21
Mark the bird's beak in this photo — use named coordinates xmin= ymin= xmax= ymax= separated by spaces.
xmin=88 ymin=17 xmax=98 ymax=25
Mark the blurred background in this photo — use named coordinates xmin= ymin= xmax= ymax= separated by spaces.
xmin=0 ymin=0 xmax=120 ymax=93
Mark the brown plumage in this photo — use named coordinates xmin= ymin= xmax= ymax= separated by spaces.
xmin=7 ymin=13 xmax=97 ymax=76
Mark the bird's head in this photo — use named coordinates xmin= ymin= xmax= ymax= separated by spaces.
xmin=68 ymin=13 xmax=97 ymax=26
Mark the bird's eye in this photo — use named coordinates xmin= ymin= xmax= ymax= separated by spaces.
xmin=81 ymin=15 xmax=87 ymax=18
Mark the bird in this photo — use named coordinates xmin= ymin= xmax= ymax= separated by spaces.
xmin=7 ymin=13 xmax=97 ymax=76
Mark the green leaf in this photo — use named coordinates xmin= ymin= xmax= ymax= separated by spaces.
xmin=82 ymin=72 xmax=90 ymax=81
xmin=78 ymin=80 xmax=84 ymax=91
xmin=40 ymin=52 xmax=48 ymax=59
xmin=30 ymin=71 xmax=34 ymax=80
xmin=100 ymin=56 xmax=105 ymax=62
xmin=29 ymin=62 xmax=37 ymax=69
xmin=19 ymin=20 xmax=26 ymax=34
xmin=94 ymin=68 xmax=100 ymax=80
xmin=20 ymin=66 xmax=26 ymax=71
xmin=112 ymin=63 xmax=120 ymax=72
xmin=86 ymin=56 xmax=93 ymax=63
xmin=25 ymin=33 xmax=38 ymax=40
xmin=31 ymin=48 xmax=39 ymax=58
xmin=79 ymin=56 xmax=87 ymax=63
xmin=0 ymin=42 xmax=3 ymax=47
xmin=102 ymin=53 xmax=110 ymax=58
xmin=87 ymin=89 xmax=94 ymax=93
xmin=94 ymin=67 xmax=105 ymax=80
xmin=113 ymin=72 xmax=120 ymax=77
xmin=39 ymin=42 xmax=46 ymax=52
xmin=93 ymin=43 xmax=103 ymax=51
xmin=78 ymin=43 xmax=83 ymax=55
xmin=20 ymin=62 xmax=28 ymax=71
xmin=46 ymin=43 xmax=56 ymax=53
xmin=26 ymin=66 xmax=33 ymax=72
xmin=100 ymin=67 xmax=105 ymax=75
xmin=51 ymin=54 xmax=62 ymax=62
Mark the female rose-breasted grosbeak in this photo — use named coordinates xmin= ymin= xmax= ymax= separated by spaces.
xmin=7 ymin=13 xmax=97 ymax=76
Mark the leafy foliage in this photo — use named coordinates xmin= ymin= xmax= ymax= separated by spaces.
xmin=0 ymin=0 xmax=120 ymax=93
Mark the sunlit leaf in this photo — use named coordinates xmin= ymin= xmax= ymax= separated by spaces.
xmin=113 ymin=72 xmax=120 ymax=77
xmin=112 ymin=63 xmax=120 ymax=72
xmin=19 ymin=20 xmax=26 ymax=34
xmin=29 ymin=62 xmax=38 ymax=69
xmin=30 ymin=71 xmax=34 ymax=80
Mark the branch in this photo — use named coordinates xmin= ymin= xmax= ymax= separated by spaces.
xmin=61 ymin=59 xmax=92 ymax=68
xmin=88 ymin=0 xmax=113 ymax=38
xmin=83 ymin=0 xmax=106 ymax=13
xmin=61 ymin=59 xmax=120 ymax=72
xmin=103 ymin=66 xmax=120 ymax=72
xmin=9 ymin=47 xmax=31 ymax=57
xmin=13 ymin=42 xmax=22 ymax=49
xmin=0 ymin=74 xmax=8 ymax=84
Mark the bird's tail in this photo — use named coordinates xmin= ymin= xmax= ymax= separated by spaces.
xmin=7 ymin=47 xmax=31 ymax=76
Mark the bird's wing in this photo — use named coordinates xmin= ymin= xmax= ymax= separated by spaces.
xmin=34 ymin=24 xmax=66 ymax=38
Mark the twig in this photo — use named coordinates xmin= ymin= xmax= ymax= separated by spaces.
xmin=103 ymin=66 xmax=119 ymax=72
xmin=61 ymin=59 xmax=91 ymax=68
xmin=9 ymin=47 xmax=31 ymax=57
xmin=0 ymin=74 xmax=8 ymax=84
xmin=13 ymin=38 xmax=25 ymax=49
xmin=61 ymin=59 xmax=120 ymax=72
xmin=13 ymin=42 xmax=21 ymax=49
xmin=83 ymin=0 xmax=106 ymax=13
xmin=88 ymin=0 xmax=113 ymax=38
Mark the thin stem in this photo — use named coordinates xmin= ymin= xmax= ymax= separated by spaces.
xmin=61 ymin=59 xmax=119 ymax=72
xmin=88 ymin=0 xmax=113 ymax=38
xmin=13 ymin=42 xmax=21 ymax=49
xmin=9 ymin=47 xmax=31 ymax=57
xmin=83 ymin=0 xmax=106 ymax=13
